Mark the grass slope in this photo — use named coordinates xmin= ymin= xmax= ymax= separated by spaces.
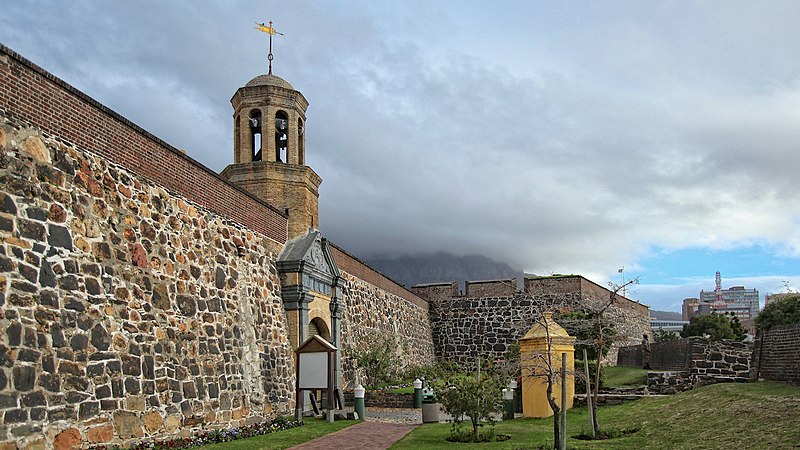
xmin=603 ymin=366 xmax=649 ymax=388
xmin=391 ymin=381 xmax=800 ymax=449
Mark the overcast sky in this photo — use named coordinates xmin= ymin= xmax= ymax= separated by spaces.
xmin=2 ymin=1 xmax=799 ymax=311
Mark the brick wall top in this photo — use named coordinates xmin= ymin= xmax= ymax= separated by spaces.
xmin=525 ymin=275 xmax=649 ymax=317
xmin=0 ymin=43 xmax=288 ymax=243
xmin=411 ymin=282 xmax=459 ymax=302
xmin=465 ymin=279 xmax=516 ymax=298
xmin=330 ymin=243 xmax=428 ymax=310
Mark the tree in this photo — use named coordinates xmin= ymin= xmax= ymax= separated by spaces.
xmin=755 ymin=294 xmax=800 ymax=331
xmin=654 ymin=327 xmax=680 ymax=342
xmin=435 ymin=371 xmax=503 ymax=442
xmin=350 ymin=332 xmax=401 ymax=387
xmin=681 ymin=313 xmax=746 ymax=341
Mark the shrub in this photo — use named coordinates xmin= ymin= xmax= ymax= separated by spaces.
xmin=681 ymin=312 xmax=746 ymax=341
xmin=756 ymin=294 xmax=800 ymax=331
xmin=574 ymin=359 xmax=604 ymax=392
xmin=351 ymin=332 xmax=401 ymax=387
xmin=435 ymin=371 xmax=504 ymax=443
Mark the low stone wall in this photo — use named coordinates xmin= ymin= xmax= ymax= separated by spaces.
xmin=617 ymin=339 xmax=690 ymax=370
xmin=343 ymin=391 xmax=415 ymax=409
xmin=754 ymin=323 xmax=800 ymax=384
xmin=690 ymin=339 xmax=752 ymax=382
xmin=638 ymin=338 xmax=754 ymax=393
xmin=647 ymin=372 xmax=694 ymax=395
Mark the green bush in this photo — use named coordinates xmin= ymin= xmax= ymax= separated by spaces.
xmin=756 ymin=294 xmax=800 ymax=331
xmin=681 ymin=313 xmax=746 ymax=341
xmin=574 ymin=359 xmax=604 ymax=392
xmin=434 ymin=372 xmax=504 ymax=442
xmin=351 ymin=333 xmax=401 ymax=387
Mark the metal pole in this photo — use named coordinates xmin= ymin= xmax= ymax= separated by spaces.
xmin=583 ymin=348 xmax=595 ymax=438
xmin=560 ymin=352 xmax=567 ymax=450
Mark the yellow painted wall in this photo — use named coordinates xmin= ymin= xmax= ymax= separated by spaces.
xmin=518 ymin=313 xmax=576 ymax=418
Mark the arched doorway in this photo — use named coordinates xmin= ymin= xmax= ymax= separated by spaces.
xmin=308 ymin=317 xmax=331 ymax=342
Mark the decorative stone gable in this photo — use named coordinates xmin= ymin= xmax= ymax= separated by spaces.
xmin=277 ymin=230 xmax=343 ymax=385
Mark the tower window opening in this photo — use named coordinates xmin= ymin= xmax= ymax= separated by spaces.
xmin=275 ymin=111 xmax=289 ymax=163
xmin=235 ymin=114 xmax=240 ymax=162
xmin=249 ymin=110 xmax=263 ymax=161
xmin=298 ymin=118 xmax=305 ymax=165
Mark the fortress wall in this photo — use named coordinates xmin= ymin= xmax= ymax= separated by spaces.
xmin=410 ymin=282 xmax=458 ymax=302
xmin=0 ymin=114 xmax=295 ymax=447
xmin=336 ymin=272 xmax=435 ymax=386
xmin=425 ymin=277 xmax=651 ymax=365
xmin=328 ymin=245 xmax=436 ymax=385
xmin=0 ymin=43 xmax=288 ymax=245
xmin=465 ymin=279 xmax=516 ymax=298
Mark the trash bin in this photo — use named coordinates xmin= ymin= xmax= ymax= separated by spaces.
xmin=421 ymin=389 xmax=439 ymax=423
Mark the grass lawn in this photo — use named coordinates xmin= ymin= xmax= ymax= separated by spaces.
xmin=603 ymin=366 xmax=649 ymax=388
xmin=195 ymin=418 xmax=357 ymax=450
xmin=391 ymin=381 xmax=800 ymax=449
xmin=384 ymin=386 xmax=414 ymax=394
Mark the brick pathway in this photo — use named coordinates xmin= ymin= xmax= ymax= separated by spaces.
xmin=288 ymin=421 xmax=418 ymax=450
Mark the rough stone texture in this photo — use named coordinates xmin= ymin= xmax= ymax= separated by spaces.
xmin=0 ymin=119 xmax=295 ymax=447
xmin=53 ymin=428 xmax=81 ymax=450
xmin=343 ymin=391 xmax=415 ymax=409
xmin=618 ymin=339 xmax=690 ymax=370
xmin=632 ymin=338 xmax=755 ymax=393
xmin=753 ymin=323 xmax=800 ymax=384
xmin=339 ymin=272 xmax=436 ymax=386
xmin=417 ymin=277 xmax=651 ymax=365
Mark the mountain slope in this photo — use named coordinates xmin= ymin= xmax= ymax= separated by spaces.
xmin=366 ymin=252 xmax=521 ymax=287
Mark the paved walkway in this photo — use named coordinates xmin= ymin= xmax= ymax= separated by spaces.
xmin=287 ymin=421 xmax=418 ymax=450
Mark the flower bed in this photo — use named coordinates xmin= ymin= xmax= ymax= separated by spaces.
xmin=91 ymin=416 xmax=304 ymax=450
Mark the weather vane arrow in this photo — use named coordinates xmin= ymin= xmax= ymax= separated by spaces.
xmin=255 ymin=20 xmax=284 ymax=75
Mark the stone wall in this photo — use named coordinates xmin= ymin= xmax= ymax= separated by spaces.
xmin=619 ymin=338 xmax=753 ymax=384
xmin=338 ymin=271 xmax=436 ymax=387
xmin=617 ymin=339 xmax=690 ymax=370
xmin=417 ymin=278 xmax=651 ymax=365
xmin=0 ymin=114 xmax=295 ymax=448
xmin=342 ymin=391 xmax=414 ymax=409
xmin=753 ymin=324 xmax=800 ymax=384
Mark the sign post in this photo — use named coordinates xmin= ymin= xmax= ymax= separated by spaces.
xmin=295 ymin=335 xmax=337 ymax=422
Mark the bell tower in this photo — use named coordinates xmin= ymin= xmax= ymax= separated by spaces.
xmin=221 ymin=73 xmax=321 ymax=238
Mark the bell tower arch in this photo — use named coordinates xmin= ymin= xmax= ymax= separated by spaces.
xmin=221 ymin=73 xmax=322 ymax=238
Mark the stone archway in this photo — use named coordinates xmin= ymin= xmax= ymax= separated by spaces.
xmin=308 ymin=316 xmax=332 ymax=342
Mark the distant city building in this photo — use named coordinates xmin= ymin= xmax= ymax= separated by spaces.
xmin=682 ymin=277 xmax=760 ymax=332
xmin=682 ymin=298 xmax=700 ymax=321
xmin=651 ymin=319 xmax=688 ymax=334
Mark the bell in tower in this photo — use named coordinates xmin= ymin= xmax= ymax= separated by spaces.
xmin=221 ymin=65 xmax=321 ymax=238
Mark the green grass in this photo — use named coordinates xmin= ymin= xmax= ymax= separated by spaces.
xmin=603 ymin=366 xmax=649 ymax=388
xmin=384 ymin=386 xmax=415 ymax=394
xmin=391 ymin=381 xmax=800 ymax=449
xmin=195 ymin=418 xmax=357 ymax=450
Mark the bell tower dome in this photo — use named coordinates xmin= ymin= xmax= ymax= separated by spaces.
xmin=221 ymin=73 xmax=322 ymax=238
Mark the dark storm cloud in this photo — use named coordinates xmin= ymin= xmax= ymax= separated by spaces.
xmin=2 ymin=0 xmax=800 ymax=285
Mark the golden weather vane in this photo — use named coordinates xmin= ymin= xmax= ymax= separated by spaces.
xmin=255 ymin=20 xmax=284 ymax=75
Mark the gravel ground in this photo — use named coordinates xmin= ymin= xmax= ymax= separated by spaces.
xmin=359 ymin=407 xmax=453 ymax=424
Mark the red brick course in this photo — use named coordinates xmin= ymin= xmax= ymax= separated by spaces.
xmin=330 ymin=243 xmax=428 ymax=310
xmin=0 ymin=43 xmax=288 ymax=243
